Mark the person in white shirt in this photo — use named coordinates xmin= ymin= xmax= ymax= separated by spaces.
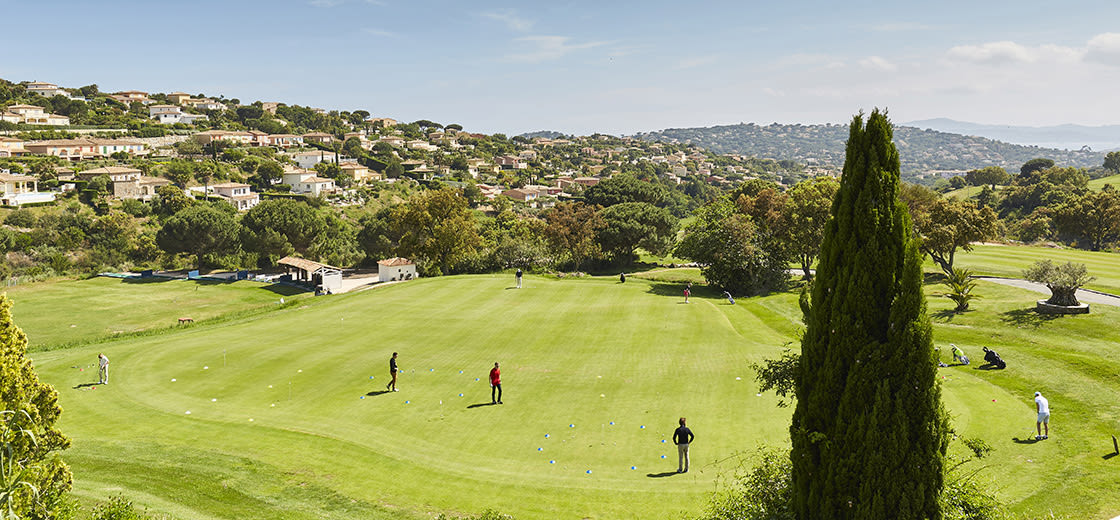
xmin=1034 ymin=391 xmax=1049 ymax=440
xmin=98 ymin=353 xmax=109 ymax=385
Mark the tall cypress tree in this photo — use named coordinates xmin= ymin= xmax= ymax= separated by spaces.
xmin=789 ymin=110 xmax=948 ymax=519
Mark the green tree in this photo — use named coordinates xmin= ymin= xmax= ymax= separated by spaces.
xmin=162 ymin=159 xmax=195 ymax=187
xmin=542 ymin=202 xmax=604 ymax=271
xmin=790 ymin=110 xmax=948 ymax=519
xmin=948 ymin=175 xmax=966 ymax=189
xmin=675 ymin=199 xmax=789 ymax=295
xmin=152 ymin=185 xmax=194 ymax=217
xmin=783 ymin=177 xmax=840 ymax=280
xmin=1019 ymin=158 xmax=1054 ymax=176
xmin=964 ymin=166 xmax=1009 ymax=189
xmin=582 ymin=175 xmax=667 ymax=208
xmin=912 ymin=198 xmax=1000 ymax=276
xmin=596 ymin=202 xmax=676 ymax=261
xmin=240 ymin=199 xmax=324 ymax=264
xmin=1023 ymin=260 xmax=1094 ymax=306
xmin=391 ymin=188 xmax=480 ymax=275
xmin=1053 ymin=185 xmax=1120 ymax=251
xmin=156 ymin=205 xmax=241 ymax=268
xmin=0 ymin=295 xmax=72 ymax=519
xmin=1104 ymin=151 xmax=1120 ymax=174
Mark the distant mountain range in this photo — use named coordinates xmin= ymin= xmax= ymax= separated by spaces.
xmin=902 ymin=118 xmax=1120 ymax=152
xmin=633 ymin=123 xmax=1105 ymax=178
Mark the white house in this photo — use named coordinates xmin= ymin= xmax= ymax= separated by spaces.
xmin=377 ymin=257 xmax=416 ymax=282
xmin=149 ymin=105 xmax=208 ymax=125
xmin=0 ymin=172 xmax=55 ymax=206
xmin=210 ymin=182 xmax=260 ymax=211
xmin=289 ymin=150 xmax=337 ymax=169
xmin=281 ymin=169 xmax=335 ymax=196
xmin=24 ymin=81 xmax=67 ymax=98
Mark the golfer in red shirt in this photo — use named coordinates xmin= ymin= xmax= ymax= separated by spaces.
xmin=490 ymin=362 xmax=503 ymax=404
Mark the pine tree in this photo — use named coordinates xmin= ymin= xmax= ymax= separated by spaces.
xmin=789 ymin=110 xmax=949 ymax=519
xmin=0 ymin=294 xmax=72 ymax=517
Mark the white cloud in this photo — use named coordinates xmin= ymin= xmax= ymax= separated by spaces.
xmin=946 ymin=41 xmax=1083 ymax=65
xmin=1085 ymin=32 xmax=1120 ymax=66
xmin=858 ymin=56 xmax=897 ymax=71
xmin=482 ymin=9 xmax=534 ymax=32
xmin=504 ymin=36 xmax=610 ymax=63
xmin=362 ymin=28 xmax=395 ymax=37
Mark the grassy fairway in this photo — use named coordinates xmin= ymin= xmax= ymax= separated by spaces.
xmin=1088 ymin=174 xmax=1120 ymax=191
xmin=946 ymin=244 xmax=1120 ymax=294
xmin=25 ymin=274 xmax=1120 ymax=519
xmin=32 ymin=275 xmax=803 ymax=519
xmin=5 ymin=277 xmax=307 ymax=350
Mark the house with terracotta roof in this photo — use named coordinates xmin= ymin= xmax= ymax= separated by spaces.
xmin=377 ymin=257 xmax=416 ymax=282
xmin=167 ymin=92 xmax=192 ymax=104
xmin=267 ymin=134 xmax=304 ymax=148
xmin=495 ymin=155 xmax=527 ymax=170
xmin=366 ymin=117 xmax=397 ymax=128
xmin=0 ymin=172 xmax=55 ymax=206
xmin=23 ymin=139 xmax=99 ymax=160
xmin=501 ymin=187 xmax=539 ymax=202
xmin=183 ymin=98 xmax=226 ymax=110
xmin=303 ymin=132 xmax=334 ymax=144
xmin=209 ymin=182 xmax=260 ymax=211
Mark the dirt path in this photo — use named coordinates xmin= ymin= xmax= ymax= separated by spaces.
xmin=975 ymin=276 xmax=1120 ymax=307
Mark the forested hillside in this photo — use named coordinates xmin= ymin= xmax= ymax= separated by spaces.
xmin=634 ymin=123 xmax=1104 ymax=179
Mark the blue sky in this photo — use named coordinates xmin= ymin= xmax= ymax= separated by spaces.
xmin=3 ymin=0 xmax=1120 ymax=135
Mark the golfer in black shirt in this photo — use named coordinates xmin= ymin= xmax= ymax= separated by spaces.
xmin=673 ymin=417 xmax=694 ymax=473
xmin=386 ymin=352 xmax=399 ymax=392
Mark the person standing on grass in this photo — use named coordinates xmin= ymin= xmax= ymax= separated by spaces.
xmin=386 ymin=352 xmax=399 ymax=392
xmin=515 ymin=268 xmax=523 ymax=289
xmin=490 ymin=362 xmax=503 ymax=404
xmin=97 ymin=353 xmax=109 ymax=385
xmin=1035 ymin=391 xmax=1050 ymax=440
xmin=684 ymin=282 xmax=692 ymax=304
xmin=673 ymin=417 xmax=694 ymax=473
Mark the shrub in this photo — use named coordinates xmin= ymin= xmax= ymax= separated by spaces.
xmin=4 ymin=209 xmax=36 ymax=228
xmin=944 ymin=267 xmax=980 ymax=312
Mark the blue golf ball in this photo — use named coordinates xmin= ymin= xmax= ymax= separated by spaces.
xmin=549 ymin=460 xmax=555 ymax=464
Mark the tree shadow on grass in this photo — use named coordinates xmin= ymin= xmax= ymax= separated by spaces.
xmin=646 ymin=471 xmax=679 ymax=478
xmin=466 ymin=402 xmax=497 ymax=409
xmin=999 ymin=308 xmax=1061 ymax=328
xmin=931 ymin=309 xmax=962 ymax=322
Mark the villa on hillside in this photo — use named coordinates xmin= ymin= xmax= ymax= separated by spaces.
xmin=340 ymin=162 xmax=379 ymax=183
xmin=23 ymin=139 xmax=146 ymax=160
xmin=193 ymin=130 xmax=256 ymax=146
xmin=79 ymin=166 xmax=169 ymax=201
xmin=3 ymin=104 xmax=70 ymax=125
xmin=149 ymin=105 xmax=207 ymax=125
xmin=167 ymin=92 xmax=192 ymax=104
xmin=281 ymin=168 xmax=335 ymax=196
xmin=0 ymin=172 xmax=55 ymax=206
xmin=303 ymin=132 xmax=334 ymax=144
xmin=0 ymin=137 xmax=27 ymax=157
xmin=209 ymin=182 xmax=260 ymax=211
xmin=377 ymin=257 xmax=416 ymax=282
xmin=290 ymin=150 xmax=338 ymax=169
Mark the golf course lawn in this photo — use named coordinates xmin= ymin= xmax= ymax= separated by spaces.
xmin=6 ymin=276 xmax=308 ymax=350
xmin=23 ymin=273 xmax=1120 ymax=519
